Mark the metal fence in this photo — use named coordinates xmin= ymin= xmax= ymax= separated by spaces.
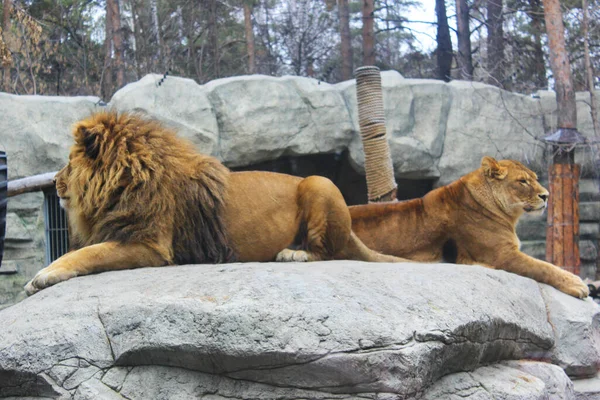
xmin=42 ymin=188 xmax=69 ymax=265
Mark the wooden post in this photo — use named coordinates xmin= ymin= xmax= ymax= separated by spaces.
xmin=541 ymin=0 xmax=581 ymax=276
xmin=546 ymin=163 xmax=580 ymax=275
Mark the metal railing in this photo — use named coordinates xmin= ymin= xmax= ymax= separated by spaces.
xmin=42 ymin=187 xmax=69 ymax=265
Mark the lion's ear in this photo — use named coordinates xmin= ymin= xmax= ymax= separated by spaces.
xmin=481 ymin=156 xmax=507 ymax=180
xmin=74 ymin=125 xmax=100 ymax=160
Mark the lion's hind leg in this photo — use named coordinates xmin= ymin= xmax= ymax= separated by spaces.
xmin=277 ymin=176 xmax=352 ymax=262
xmin=276 ymin=175 xmax=404 ymax=264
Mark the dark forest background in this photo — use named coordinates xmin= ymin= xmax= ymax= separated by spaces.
xmin=0 ymin=0 xmax=598 ymax=101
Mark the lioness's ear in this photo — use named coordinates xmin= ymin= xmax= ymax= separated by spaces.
xmin=481 ymin=156 xmax=507 ymax=180
xmin=73 ymin=125 xmax=100 ymax=160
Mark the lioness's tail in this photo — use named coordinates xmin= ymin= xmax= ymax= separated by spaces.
xmin=339 ymin=232 xmax=410 ymax=263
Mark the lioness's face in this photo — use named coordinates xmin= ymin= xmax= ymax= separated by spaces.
xmin=54 ymin=163 xmax=72 ymax=210
xmin=481 ymin=157 xmax=549 ymax=216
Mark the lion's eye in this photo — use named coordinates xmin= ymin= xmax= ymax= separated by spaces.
xmin=518 ymin=179 xmax=528 ymax=184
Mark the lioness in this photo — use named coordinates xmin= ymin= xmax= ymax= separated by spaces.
xmin=350 ymin=157 xmax=589 ymax=298
xmin=25 ymin=111 xmax=406 ymax=295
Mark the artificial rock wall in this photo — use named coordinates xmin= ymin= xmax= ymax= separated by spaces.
xmin=1 ymin=72 xmax=600 ymax=308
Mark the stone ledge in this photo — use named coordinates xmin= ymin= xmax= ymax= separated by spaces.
xmin=0 ymin=262 xmax=598 ymax=399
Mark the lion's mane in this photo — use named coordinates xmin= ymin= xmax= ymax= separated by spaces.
xmin=65 ymin=111 xmax=236 ymax=264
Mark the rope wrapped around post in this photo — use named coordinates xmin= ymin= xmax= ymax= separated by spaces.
xmin=354 ymin=66 xmax=397 ymax=202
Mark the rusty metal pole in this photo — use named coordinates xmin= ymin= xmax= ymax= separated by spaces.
xmin=354 ymin=66 xmax=397 ymax=202
xmin=545 ymin=152 xmax=580 ymax=275
xmin=541 ymin=0 xmax=583 ymax=276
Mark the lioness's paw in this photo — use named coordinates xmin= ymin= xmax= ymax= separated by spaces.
xmin=276 ymin=249 xmax=309 ymax=262
xmin=556 ymin=273 xmax=589 ymax=299
xmin=24 ymin=266 xmax=77 ymax=295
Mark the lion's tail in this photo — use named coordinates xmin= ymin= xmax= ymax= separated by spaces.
xmin=339 ymin=232 xmax=410 ymax=263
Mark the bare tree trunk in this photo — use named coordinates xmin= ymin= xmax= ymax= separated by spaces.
xmin=528 ymin=0 xmax=546 ymax=89
xmin=486 ymin=0 xmax=504 ymax=86
xmin=338 ymin=0 xmax=353 ymax=81
xmin=384 ymin=0 xmax=391 ymax=66
xmin=108 ymin=0 xmax=124 ymax=89
xmin=103 ymin=0 xmax=113 ymax=99
xmin=210 ymin=0 xmax=219 ymax=78
xmin=362 ymin=0 xmax=375 ymax=66
xmin=243 ymin=1 xmax=255 ymax=74
xmin=150 ymin=0 xmax=163 ymax=68
xmin=455 ymin=0 xmax=473 ymax=79
xmin=129 ymin=0 xmax=142 ymax=79
xmin=435 ymin=0 xmax=452 ymax=82
xmin=306 ymin=57 xmax=314 ymax=77
xmin=185 ymin=1 xmax=196 ymax=78
xmin=262 ymin=0 xmax=277 ymax=75
xmin=582 ymin=0 xmax=599 ymax=136
xmin=543 ymin=0 xmax=580 ymax=275
xmin=542 ymin=0 xmax=576 ymax=130
xmin=2 ymin=0 xmax=11 ymax=92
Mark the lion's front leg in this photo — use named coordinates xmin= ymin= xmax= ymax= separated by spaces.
xmin=24 ymin=241 xmax=167 ymax=295
xmin=488 ymin=251 xmax=589 ymax=299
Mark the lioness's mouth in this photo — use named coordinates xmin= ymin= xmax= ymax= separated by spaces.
xmin=525 ymin=204 xmax=546 ymax=213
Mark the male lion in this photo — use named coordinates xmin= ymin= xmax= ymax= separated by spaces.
xmin=350 ymin=157 xmax=589 ymax=298
xmin=25 ymin=111 xmax=406 ymax=295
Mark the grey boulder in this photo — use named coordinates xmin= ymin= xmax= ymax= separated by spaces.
xmin=0 ymin=262 xmax=598 ymax=399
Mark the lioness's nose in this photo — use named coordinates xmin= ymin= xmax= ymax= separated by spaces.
xmin=539 ymin=193 xmax=549 ymax=202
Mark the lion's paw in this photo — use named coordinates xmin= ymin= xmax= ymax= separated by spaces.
xmin=556 ymin=272 xmax=589 ymax=299
xmin=276 ymin=249 xmax=309 ymax=262
xmin=24 ymin=280 xmax=40 ymax=296
xmin=24 ymin=266 xmax=77 ymax=296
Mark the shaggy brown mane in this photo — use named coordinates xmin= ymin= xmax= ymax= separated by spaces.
xmin=68 ymin=110 xmax=236 ymax=264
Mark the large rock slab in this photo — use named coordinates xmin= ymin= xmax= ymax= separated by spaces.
xmin=0 ymin=262 xmax=598 ymax=398
xmin=108 ymin=74 xmax=219 ymax=155
xmin=438 ymin=81 xmax=547 ymax=185
xmin=0 ymin=93 xmax=100 ymax=179
xmin=339 ymin=72 xmax=450 ymax=179
xmin=203 ymin=75 xmax=352 ymax=166
xmin=541 ymin=285 xmax=600 ymax=377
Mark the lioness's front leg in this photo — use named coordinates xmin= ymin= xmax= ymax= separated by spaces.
xmin=491 ymin=251 xmax=589 ymax=298
xmin=24 ymin=242 xmax=166 ymax=295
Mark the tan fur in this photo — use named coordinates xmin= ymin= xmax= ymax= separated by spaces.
xmin=350 ymin=156 xmax=589 ymax=299
xmin=25 ymin=111 xmax=406 ymax=295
